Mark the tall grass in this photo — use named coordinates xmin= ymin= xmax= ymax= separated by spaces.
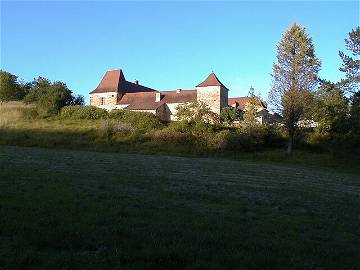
xmin=0 ymin=101 xmax=34 ymax=127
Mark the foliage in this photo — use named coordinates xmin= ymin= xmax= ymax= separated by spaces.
xmin=220 ymin=107 xmax=242 ymax=124
xmin=242 ymin=87 xmax=261 ymax=130
xmin=60 ymin=105 xmax=108 ymax=120
xmin=269 ymin=22 xmax=321 ymax=155
xmin=311 ymin=80 xmax=349 ymax=134
xmin=151 ymin=128 xmax=194 ymax=145
xmin=99 ymin=119 xmax=136 ymax=142
xmin=24 ymin=77 xmax=83 ymax=117
xmin=109 ymin=109 xmax=162 ymax=131
xmin=339 ymin=27 xmax=360 ymax=94
xmin=175 ymin=101 xmax=219 ymax=124
xmin=0 ymin=70 xmax=27 ymax=101
xmin=349 ymin=91 xmax=360 ymax=134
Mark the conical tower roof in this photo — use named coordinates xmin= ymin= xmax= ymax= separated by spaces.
xmin=196 ymin=72 xmax=228 ymax=90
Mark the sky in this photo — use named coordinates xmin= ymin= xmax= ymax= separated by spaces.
xmin=1 ymin=1 xmax=359 ymax=103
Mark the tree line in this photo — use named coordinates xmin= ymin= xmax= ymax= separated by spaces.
xmin=0 ymin=73 xmax=84 ymax=117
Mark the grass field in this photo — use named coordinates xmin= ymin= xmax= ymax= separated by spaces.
xmin=0 ymin=145 xmax=359 ymax=269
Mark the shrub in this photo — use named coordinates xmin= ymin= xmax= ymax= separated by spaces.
xmin=206 ymin=125 xmax=286 ymax=152
xmin=151 ymin=128 xmax=194 ymax=145
xmin=175 ymin=101 xmax=219 ymax=124
xmin=220 ymin=107 xmax=243 ymax=124
xmin=109 ymin=110 xmax=162 ymax=131
xmin=98 ymin=120 xmax=136 ymax=141
xmin=60 ymin=105 xmax=108 ymax=120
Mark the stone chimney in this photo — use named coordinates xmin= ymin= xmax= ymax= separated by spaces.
xmin=155 ymin=92 xmax=162 ymax=102
xmin=133 ymin=80 xmax=139 ymax=85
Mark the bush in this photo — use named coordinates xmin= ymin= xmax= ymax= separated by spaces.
xmin=60 ymin=105 xmax=108 ymax=120
xmin=308 ymin=132 xmax=360 ymax=156
xmin=151 ymin=128 xmax=194 ymax=145
xmin=109 ymin=110 xmax=162 ymax=131
xmin=206 ymin=125 xmax=286 ymax=151
xmin=98 ymin=120 xmax=136 ymax=141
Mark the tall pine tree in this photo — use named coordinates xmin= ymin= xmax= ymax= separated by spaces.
xmin=339 ymin=27 xmax=360 ymax=94
xmin=269 ymin=23 xmax=321 ymax=155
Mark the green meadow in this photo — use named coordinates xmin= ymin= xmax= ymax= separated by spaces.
xmin=0 ymin=102 xmax=360 ymax=269
xmin=1 ymin=145 xmax=359 ymax=269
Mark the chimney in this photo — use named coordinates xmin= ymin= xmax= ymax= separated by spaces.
xmin=176 ymin=89 xmax=181 ymax=93
xmin=133 ymin=80 xmax=139 ymax=85
xmin=155 ymin=92 xmax=162 ymax=102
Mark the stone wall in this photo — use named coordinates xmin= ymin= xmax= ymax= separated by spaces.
xmin=90 ymin=92 xmax=118 ymax=110
xmin=196 ymin=86 xmax=227 ymax=115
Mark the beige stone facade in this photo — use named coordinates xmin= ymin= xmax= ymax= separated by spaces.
xmin=89 ymin=92 xmax=118 ymax=110
xmin=196 ymin=86 xmax=228 ymax=115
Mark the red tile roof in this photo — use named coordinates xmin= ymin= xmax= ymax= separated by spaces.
xmin=89 ymin=69 xmax=156 ymax=94
xmin=228 ymin=97 xmax=267 ymax=110
xmin=90 ymin=70 xmax=124 ymax=94
xmin=118 ymin=92 xmax=162 ymax=110
xmin=196 ymin=72 xmax=228 ymax=89
xmin=118 ymin=90 xmax=197 ymax=110
xmin=160 ymin=90 xmax=197 ymax=103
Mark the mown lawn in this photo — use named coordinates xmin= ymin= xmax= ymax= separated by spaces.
xmin=0 ymin=145 xmax=359 ymax=269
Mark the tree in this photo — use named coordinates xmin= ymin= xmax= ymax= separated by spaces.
xmin=0 ymin=70 xmax=26 ymax=101
xmin=24 ymin=77 xmax=83 ymax=117
xmin=339 ymin=27 xmax=360 ymax=94
xmin=175 ymin=101 xmax=219 ymax=124
xmin=269 ymin=23 xmax=321 ymax=155
xmin=312 ymin=80 xmax=349 ymax=134
xmin=242 ymin=87 xmax=260 ymax=130
xmin=220 ymin=107 xmax=242 ymax=124
xmin=349 ymin=91 xmax=360 ymax=134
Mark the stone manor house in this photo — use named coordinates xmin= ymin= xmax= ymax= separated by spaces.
xmin=89 ymin=69 xmax=279 ymax=123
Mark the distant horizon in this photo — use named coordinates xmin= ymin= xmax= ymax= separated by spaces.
xmin=1 ymin=1 xmax=359 ymax=104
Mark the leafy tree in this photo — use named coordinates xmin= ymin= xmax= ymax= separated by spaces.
xmin=70 ymin=95 xmax=85 ymax=106
xmin=242 ymin=87 xmax=260 ymax=130
xmin=269 ymin=23 xmax=321 ymax=155
xmin=0 ymin=70 xmax=26 ymax=101
xmin=339 ymin=27 xmax=360 ymax=94
xmin=176 ymin=101 xmax=219 ymax=124
xmin=24 ymin=77 xmax=83 ymax=117
xmin=220 ymin=107 xmax=242 ymax=124
xmin=312 ymin=80 xmax=349 ymax=134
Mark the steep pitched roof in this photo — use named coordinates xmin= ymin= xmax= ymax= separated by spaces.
xmin=90 ymin=70 xmax=125 ymax=94
xmin=90 ymin=69 xmax=157 ymax=94
xmin=196 ymin=72 xmax=228 ymax=89
xmin=228 ymin=97 xmax=267 ymax=110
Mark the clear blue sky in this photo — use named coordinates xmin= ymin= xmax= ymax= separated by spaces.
xmin=1 ymin=1 xmax=359 ymax=103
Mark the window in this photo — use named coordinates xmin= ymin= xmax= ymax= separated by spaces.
xmin=100 ymin=97 xmax=105 ymax=105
